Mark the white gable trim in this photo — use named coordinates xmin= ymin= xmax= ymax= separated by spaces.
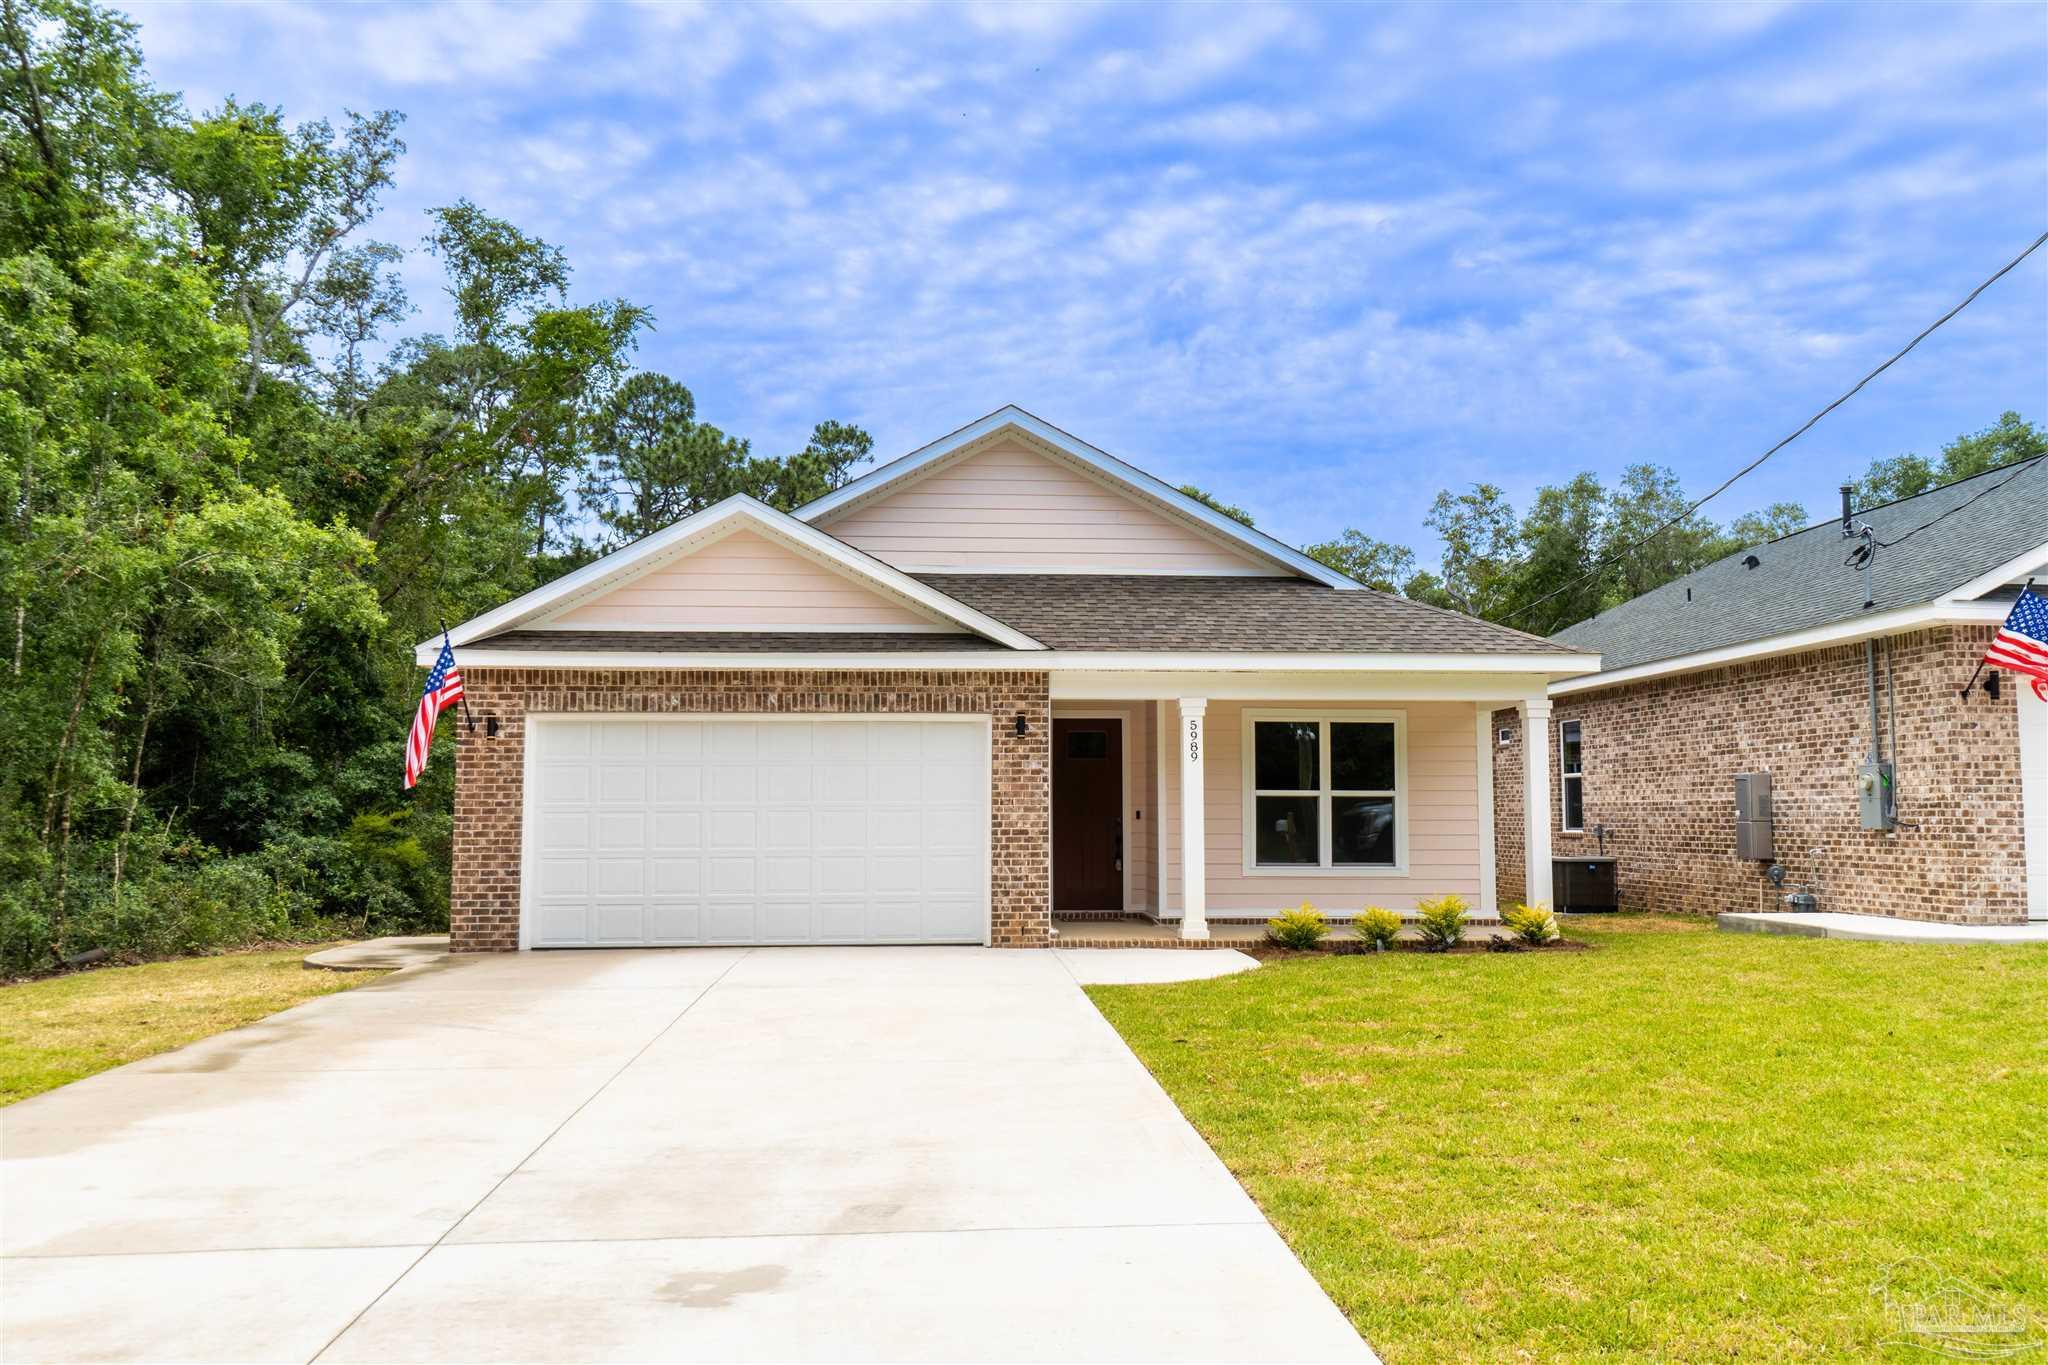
xmin=796 ymin=406 xmax=1361 ymax=590
xmin=420 ymin=495 xmax=1047 ymax=655
xmin=1941 ymin=539 xmax=2048 ymax=604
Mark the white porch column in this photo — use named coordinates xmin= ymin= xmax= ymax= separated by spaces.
xmin=1519 ymin=697 xmax=1553 ymax=910
xmin=1475 ymin=706 xmax=1498 ymax=918
xmin=1178 ymin=698 xmax=1209 ymax=941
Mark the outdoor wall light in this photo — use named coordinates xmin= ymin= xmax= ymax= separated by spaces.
xmin=486 ymin=715 xmax=501 ymax=738
xmin=1014 ymin=714 xmax=1029 ymax=737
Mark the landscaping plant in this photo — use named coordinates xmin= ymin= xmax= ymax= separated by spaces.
xmin=1267 ymin=903 xmax=1330 ymax=950
xmin=1356 ymin=906 xmax=1403 ymax=951
xmin=1414 ymin=894 xmax=1468 ymax=950
xmin=1503 ymin=901 xmax=1562 ymax=945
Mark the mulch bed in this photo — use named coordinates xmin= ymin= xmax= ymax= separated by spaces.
xmin=1243 ymin=937 xmax=1592 ymax=961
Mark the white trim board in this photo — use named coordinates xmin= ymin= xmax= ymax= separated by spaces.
xmin=794 ymin=406 xmax=1360 ymax=590
xmin=1550 ymin=602 xmax=2008 ymax=696
xmin=423 ymin=644 xmax=1601 ymax=674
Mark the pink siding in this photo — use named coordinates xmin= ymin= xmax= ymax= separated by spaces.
xmin=548 ymin=529 xmax=939 ymax=629
xmin=818 ymin=441 xmax=1277 ymax=575
xmin=1159 ymin=701 xmax=1483 ymax=916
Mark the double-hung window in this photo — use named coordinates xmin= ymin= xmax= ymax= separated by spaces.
xmin=1244 ymin=711 xmax=1405 ymax=873
xmin=1559 ymin=720 xmax=1584 ymax=832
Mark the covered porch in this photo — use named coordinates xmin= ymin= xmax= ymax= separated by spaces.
xmin=1046 ymin=671 xmax=1562 ymax=942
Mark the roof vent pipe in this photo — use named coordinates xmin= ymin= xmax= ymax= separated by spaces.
xmin=1839 ymin=484 xmax=1854 ymax=537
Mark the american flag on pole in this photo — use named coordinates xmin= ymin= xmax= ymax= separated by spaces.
xmin=405 ymin=636 xmax=464 ymax=789
xmin=1983 ymin=586 xmax=2048 ymax=702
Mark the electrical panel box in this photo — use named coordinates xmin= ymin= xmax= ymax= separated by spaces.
xmin=1858 ymin=760 xmax=1895 ymax=831
xmin=1733 ymin=772 xmax=1773 ymax=860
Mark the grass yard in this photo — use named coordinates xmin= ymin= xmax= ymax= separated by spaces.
xmin=0 ymin=948 xmax=386 ymax=1105
xmin=1088 ymin=915 xmax=2048 ymax=1363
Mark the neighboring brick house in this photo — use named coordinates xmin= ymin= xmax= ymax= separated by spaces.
xmin=1492 ymin=459 xmax=2048 ymax=925
xmin=424 ymin=407 xmax=1598 ymax=952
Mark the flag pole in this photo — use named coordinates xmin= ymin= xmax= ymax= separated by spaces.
xmin=1961 ymin=577 xmax=2034 ymax=701
xmin=439 ymin=616 xmax=478 ymax=732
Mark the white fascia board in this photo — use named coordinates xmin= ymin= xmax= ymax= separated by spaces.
xmin=1941 ymin=539 xmax=2048 ymax=603
xmin=1051 ymin=670 xmax=1559 ymax=702
xmin=419 ymin=643 xmax=1600 ymax=673
xmin=415 ymin=494 xmax=1046 ymax=655
xmin=793 ymin=405 xmax=1362 ymax=590
xmin=1550 ymin=601 xmax=2009 ymax=696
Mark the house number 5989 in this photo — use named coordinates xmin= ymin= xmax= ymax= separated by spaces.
xmin=1186 ymin=719 xmax=1201 ymax=762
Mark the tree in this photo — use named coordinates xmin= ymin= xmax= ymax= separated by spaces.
xmin=1177 ymin=483 xmax=1254 ymax=525
xmin=1853 ymin=411 xmax=2045 ymax=505
xmin=1422 ymin=484 xmax=1520 ymax=619
xmin=1723 ymin=501 xmax=1808 ymax=548
xmin=1500 ymin=473 xmax=1608 ymax=636
xmin=1302 ymin=530 xmax=1416 ymax=592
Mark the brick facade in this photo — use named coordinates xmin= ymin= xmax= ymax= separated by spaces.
xmin=1492 ymin=625 xmax=2029 ymax=924
xmin=451 ymin=668 xmax=1052 ymax=952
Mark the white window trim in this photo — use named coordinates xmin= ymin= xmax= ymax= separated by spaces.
xmin=1559 ymin=719 xmax=1584 ymax=834
xmin=1239 ymin=708 xmax=1408 ymax=877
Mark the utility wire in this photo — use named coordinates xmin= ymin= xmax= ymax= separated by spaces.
xmin=1871 ymin=455 xmax=2042 ymax=551
xmin=1503 ymin=227 xmax=2048 ymax=628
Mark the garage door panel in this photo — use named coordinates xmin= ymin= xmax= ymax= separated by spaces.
xmin=525 ymin=719 xmax=987 ymax=948
xmin=592 ymin=902 xmax=645 ymax=943
xmin=649 ymin=811 xmax=702 ymax=851
xmin=646 ymin=903 xmax=701 ymax=942
xmin=649 ymin=859 xmax=700 ymax=895
xmin=761 ymin=809 xmax=810 ymax=850
xmin=706 ymin=902 xmax=757 ymax=941
xmin=653 ymin=766 xmax=702 ymax=803
xmin=534 ymin=903 xmax=590 ymax=946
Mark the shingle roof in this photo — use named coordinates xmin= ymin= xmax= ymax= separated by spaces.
xmin=914 ymin=575 xmax=1580 ymax=654
xmin=1553 ymin=458 xmax=2048 ymax=672
xmin=476 ymin=630 xmax=1005 ymax=653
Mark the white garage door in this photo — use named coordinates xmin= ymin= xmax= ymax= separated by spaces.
xmin=524 ymin=717 xmax=990 ymax=947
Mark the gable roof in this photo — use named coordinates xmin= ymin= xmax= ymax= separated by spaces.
xmin=1554 ymin=457 xmax=2048 ymax=676
xmin=795 ymin=405 xmax=1362 ymax=589
xmin=420 ymin=494 xmax=1046 ymax=657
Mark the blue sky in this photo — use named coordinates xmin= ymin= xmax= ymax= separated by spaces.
xmin=134 ymin=1 xmax=2047 ymax=559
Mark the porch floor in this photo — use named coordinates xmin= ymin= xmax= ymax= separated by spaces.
xmin=1717 ymin=912 xmax=2048 ymax=944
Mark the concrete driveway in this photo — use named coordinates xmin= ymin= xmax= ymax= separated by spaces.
xmin=2 ymin=948 xmax=1373 ymax=1363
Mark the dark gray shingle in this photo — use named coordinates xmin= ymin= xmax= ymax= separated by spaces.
xmin=1553 ymin=458 xmax=2048 ymax=672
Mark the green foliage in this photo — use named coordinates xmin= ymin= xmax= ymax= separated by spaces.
xmin=1853 ymin=410 xmax=2045 ymax=506
xmin=1356 ymin=906 xmax=1403 ymax=950
xmin=1177 ymin=483 xmax=1254 ymax=525
xmin=1267 ymin=903 xmax=1329 ymax=950
xmin=0 ymin=0 xmax=868 ymax=972
xmin=1414 ymin=894 xmax=1468 ymax=951
xmin=1502 ymin=901 xmax=1561 ymax=945
xmin=1302 ymin=531 xmax=1415 ymax=592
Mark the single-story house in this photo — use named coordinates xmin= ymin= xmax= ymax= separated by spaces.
xmin=423 ymin=407 xmax=1598 ymax=950
xmin=1493 ymin=457 xmax=2047 ymax=925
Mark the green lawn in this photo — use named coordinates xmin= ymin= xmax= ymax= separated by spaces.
xmin=1087 ymin=915 xmax=2048 ymax=1363
xmin=0 ymin=948 xmax=386 ymax=1105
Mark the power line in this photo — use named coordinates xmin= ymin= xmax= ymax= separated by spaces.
xmin=1503 ymin=227 xmax=2048 ymax=628
xmin=1872 ymin=455 xmax=2042 ymax=551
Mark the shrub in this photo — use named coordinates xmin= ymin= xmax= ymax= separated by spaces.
xmin=1503 ymin=901 xmax=1561 ymax=945
xmin=1356 ymin=906 xmax=1403 ymax=951
xmin=1414 ymin=893 xmax=1469 ymax=951
xmin=1267 ymin=903 xmax=1329 ymax=950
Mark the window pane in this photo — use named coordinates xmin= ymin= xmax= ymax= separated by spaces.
xmin=1331 ymin=722 xmax=1395 ymax=790
xmin=1254 ymin=796 xmax=1319 ymax=865
xmin=1333 ymin=797 xmax=1396 ymax=865
xmin=1065 ymin=729 xmax=1108 ymax=759
xmin=1254 ymin=722 xmax=1319 ymax=791
xmin=1559 ymin=721 xmax=1581 ymax=775
xmin=1563 ymin=776 xmax=1584 ymax=830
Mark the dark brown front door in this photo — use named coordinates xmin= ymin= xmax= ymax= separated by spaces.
xmin=1053 ymin=719 xmax=1123 ymax=911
